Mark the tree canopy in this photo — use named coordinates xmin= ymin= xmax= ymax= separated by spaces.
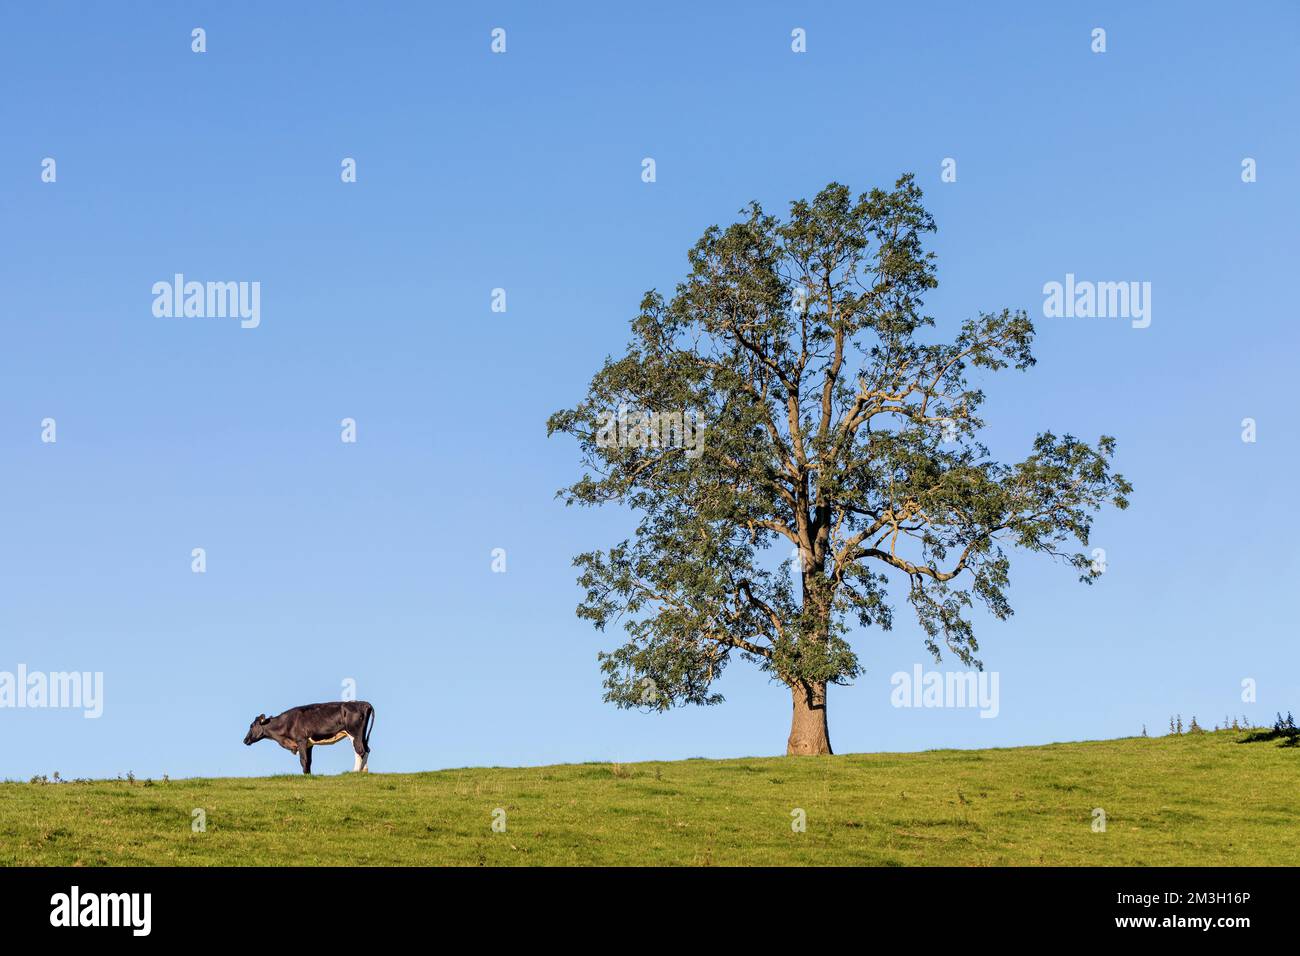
xmin=548 ymin=175 xmax=1131 ymax=754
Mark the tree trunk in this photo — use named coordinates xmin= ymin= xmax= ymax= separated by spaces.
xmin=786 ymin=680 xmax=832 ymax=755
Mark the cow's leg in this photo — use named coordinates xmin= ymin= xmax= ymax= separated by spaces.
xmin=352 ymin=734 xmax=368 ymax=772
xmin=298 ymin=740 xmax=312 ymax=775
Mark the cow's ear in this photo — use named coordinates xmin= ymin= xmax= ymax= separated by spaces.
xmin=257 ymin=714 xmax=268 ymax=724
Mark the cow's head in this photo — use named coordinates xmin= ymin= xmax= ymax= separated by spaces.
xmin=243 ymin=714 xmax=271 ymax=745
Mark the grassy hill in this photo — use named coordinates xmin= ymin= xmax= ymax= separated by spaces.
xmin=2 ymin=730 xmax=1295 ymax=866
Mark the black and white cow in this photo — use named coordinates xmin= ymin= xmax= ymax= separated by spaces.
xmin=243 ymin=700 xmax=374 ymax=774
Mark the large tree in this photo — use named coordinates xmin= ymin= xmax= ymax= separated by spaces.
xmin=548 ymin=175 xmax=1130 ymax=756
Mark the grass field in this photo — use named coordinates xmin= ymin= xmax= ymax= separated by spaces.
xmin=2 ymin=731 xmax=1295 ymax=866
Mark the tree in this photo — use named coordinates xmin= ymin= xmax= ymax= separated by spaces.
xmin=547 ymin=175 xmax=1131 ymax=756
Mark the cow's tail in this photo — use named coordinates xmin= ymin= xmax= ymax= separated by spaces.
xmin=362 ymin=703 xmax=375 ymax=754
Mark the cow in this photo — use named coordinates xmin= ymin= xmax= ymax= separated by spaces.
xmin=243 ymin=701 xmax=374 ymax=774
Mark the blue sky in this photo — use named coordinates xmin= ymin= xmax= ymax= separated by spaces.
xmin=2 ymin=2 xmax=1297 ymax=779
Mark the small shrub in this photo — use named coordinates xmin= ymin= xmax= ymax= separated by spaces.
xmin=1239 ymin=710 xmax=1299 ymax=746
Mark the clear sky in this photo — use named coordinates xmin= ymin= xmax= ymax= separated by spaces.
xmin=2 ymin=2 xmax=1297 ymax=780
